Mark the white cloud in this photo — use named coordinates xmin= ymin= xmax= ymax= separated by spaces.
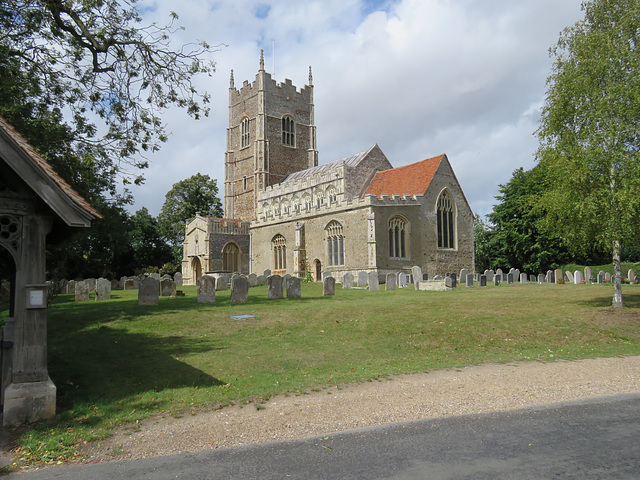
xmin=128 ymin=0 xmax=584 ymax=218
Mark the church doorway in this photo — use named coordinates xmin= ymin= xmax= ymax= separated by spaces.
xmin=314 ymin=259 xmax=322 ymax=282
xmin=191 ymin=257 xmax=203 ymax=283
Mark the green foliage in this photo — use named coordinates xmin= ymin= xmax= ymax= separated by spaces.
xmin=158 ymin=173 xmax=224 ymax=261
xmin=130 ymin=207 xmax=174 ymax=271
xmin=11 ymin=284 xmax=640 ymax=467
xmin=473 ymin=214 xmax=494 ymax=273
xmin=0 ymin=0 xmax=217 ymax=189
xmin=536 ymin=0 xmax=640 ymax=305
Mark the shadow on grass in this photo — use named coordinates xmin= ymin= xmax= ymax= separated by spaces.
xmin=576 ymin=293 xmax=640 ymax=309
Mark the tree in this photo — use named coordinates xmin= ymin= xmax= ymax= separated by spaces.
xmin=536 ymin=0 xmax=640 ymax=307
xmin=130 ymin=207 xmax=173 ymax=271
xmin=158 ymin=173 xmax=223 ymax=262
xmin=0 ymin=0 xmax=218 ymax=196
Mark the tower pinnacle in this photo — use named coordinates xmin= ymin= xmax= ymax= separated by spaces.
xmin=230 ymin=69 xmax=234 ymax=88
xmin=259 ymin=49 xmax=265 ymax=71
xmin=309 ymin=66 xmax=313 ymax=86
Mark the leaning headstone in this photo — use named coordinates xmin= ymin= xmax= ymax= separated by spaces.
xmin=197 ymin=275 xmax=216 ymax=303
xmin=138 ymin=277 xmax=159 ymax=305
xmin=256 ymin=275 xmax=267 ymax=286
xmin=161 ymin=278 xmax=175 ymax=296
xmin=174 ymin=272 xmax=183 ymax=287
xmin=466 ymin=274 xmax=474 ymax=287
xmin=95 ymin=278 xmax=111 ymax=301
xmin=574 ymin=270 xmax=584 ymax=285
xmin=342 ymin=272 xmax=354 ymax=289
xmin=584 ymin=267 xmax=592 ymax=284
xmin=444 ymin=277 xmax=453 ymax=289
xmin=286 ymin=276 xmax=301 ymax=298
xmin=230 ymin=275 xmax=249 ymax=303
xmin=479 ymin=275 xmax=487 ymax=287
xmin=513 ymin=269 xmax=520 ymax=283
xmin=322 ymin=271 xmax=332 ymax=280
xmin=323 ymin=276 xmax=335 ymax=296
xmin=493 ymin=276 xmax=500 ymax=286
xmin=412 ymin=266 xmax=423 ymax=289
xmin=520 ymin=273 xmax=527 ymax=284
xmin=538 ymin=274 xmax=545 ymax=284
xmin=397 ymin=272 xmax=408 ymax=287
xmin=565 ymin=271 xmax=574 ymax=283
xmin=215 ymin=276 xmax=229 ymax=291
xmin=248 ymin=273 xmax=258 ymax=287
xmin=268 ymin=275 xmax=284 ymax=300
xmin=368 ymin=271 xmax=380 ymax=291
xmin=75 ymin=280 xmax=90 ymax=302
xmin=357 ymin=271 xmax=368 ymax=287
xmin=263 ymin=269 xmax=271 ymax=277
xmin=124 ymin=279 xmax=135 ymax=290
xmin=507 ymin=273 xmax=513 ymax=284
xmin=385 ymin=273 xmax=397 ymax=290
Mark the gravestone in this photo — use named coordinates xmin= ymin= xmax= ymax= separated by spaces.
xmin=138 ymin=277 xmax=159 ymax=305
xmin=484 ymin=270 xmax=494 ymax=282
xmin=554 ymin=269 xmax=563 ymax=284
xmin=248 ymin=273 xmax=258 ymax=287
xmin=342 ymin=273 xmax=354 ymax=289
xmin=263 ymin=269 xmax=271 ymax=277
xmin=449 ymin=272 xmax=457 ymax=288
xmin=546 ymin=270 xmax=554 ymax=284
xmin=368 ymin=271 xmax=380 ymax=291
xmin=357 ymin=271 xmax=368 ymax=287
xmin=628 ymin=269 xmax=636 ymax=283
xmin=495 ymin=268 xmax=503 ymax=281
xmin=493 ymin=276 xmax=500 ymax=286
xmin=323 ymin=276 xmax=335 ymax=296
xmin=85 ymin=278 xmax=97 ymax=292
xmin=605 ymin=272 xmax=611 ymax=281
xmin=322 ymin=271 xmax=332 ymax=280
xmin=216 ymin=276 xmax=229 ymax=291
xmin=230 ymin=275 xmax=249 ymax=303
xmin=256 ymin=275 xmax=267 ymax=286
xmin=385 ymin=273 xmax=397 ymax=290
xmin=584 ymin=267 xmax=592 ymax=284
xmin=529 ymin=274 xmax=536 ymax=283
xmin=150 ymin=273 xmax=160 ymax=282
xmin=507 ymin=273 xmax=513 ymax=284
xmin=66 ymin=280 xmax=76 ymax=294
xmin=95 ymin=278 xmax=111 ymax=301
xmin=0 ymin=282 xmax=9 ymax=301
xmin=597 ymin=273 xmax=604 ymax=284
xmin=565 ymin=271 xmax=574 ymax=283
xmin=538 ymin=274 xmax=545 ymax=284
xmin=75 ymin=280 xmax=90 ymax=302
xmin=466 ymin=274 xmax=474 ymax=287
xmin=110 ymin=279 xmax=119 ymax=290
xmin=160 ymin=279 xmax=175 ymax=296
xmin=286 ymin=276 xmax=301 ymax=298
xmin=574 ymin=270 xmax=584 ymax=284
xmin=479 ymin=275 xmax=487 ymax=287
xmin=119 ymin=276 xmax=128 ymax=289
xmin=513 ymin=269 xmax=520 ymax=283
xmin=268 ymin=275 xmax=284 ymax=300
xmin=433 ymin=275 xmax=443 ymax=281
xmin=124 ymin=279 xmax=135 ymax=290
xmin=282 ymin=273 xmax=292 ymax=284
xmin=397 ymin=272 xmax=408 ymax=287
xmin=459 ymin=268 xmax=468 ymax=284
xmin=412 ymin=266 xmax=423 ymax=289
xmin=197 ymin=275 xmax=216 ymax=304
xmin=520 ymin=273 xmax=527 ymax=283
xmin=174 ymin=272 xmax=183 ymax=287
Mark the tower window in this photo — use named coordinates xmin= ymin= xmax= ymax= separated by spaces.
xmin=326 ymin=221 xmax=345 ymax=266
xmin=437 ymin=191 xmax=456 ymax=249
xmin=388 ymin=216 xmax=408 ymax=258
xmin=243 ymin=176 xmax=248 ymax=191
xmin=282 ymin=116 xmax=295 ymax=147
xmin=241 ymin=117 xmax=250 ymax=148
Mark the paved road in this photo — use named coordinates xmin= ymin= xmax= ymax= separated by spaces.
xmin=12 ymin=393 xmax=640 ymax=479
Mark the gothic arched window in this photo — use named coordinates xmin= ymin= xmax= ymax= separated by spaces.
xmin=388 ymin=216 xmax=408 ymax=258
xmin=437 ymin=191 xmax=456 ymax=249
xmin=241 ymin=117 xmax=250 ymax=148
xmin=222 ymin=242 xmax=240 ymax=272
xmin=272 ymin=234 xmax=287 ymax=271
xmin=326 ymin=221 xmax=344 ymax=266
xmin=282 ymin=116 xmax=295 ymax=147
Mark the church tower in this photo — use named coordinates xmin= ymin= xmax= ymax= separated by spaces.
xmin=224 ymin=50 xmax=318 ymax=221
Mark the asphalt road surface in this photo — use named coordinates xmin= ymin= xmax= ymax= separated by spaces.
xmin=12 ymin=393 xmax=640 ymax=480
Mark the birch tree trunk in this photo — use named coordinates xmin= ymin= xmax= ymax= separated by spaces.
xmin=612 ymin=239 xmax=623 ymax=308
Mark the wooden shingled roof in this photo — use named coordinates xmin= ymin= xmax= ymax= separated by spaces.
xmin=364 ymin=154 xmax=445 ymax=198
xmin=0 ymin=115 xmax=101 ymax=225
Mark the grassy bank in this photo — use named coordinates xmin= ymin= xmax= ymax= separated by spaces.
xmin=2 ymin=281 xmax=640 ymax=466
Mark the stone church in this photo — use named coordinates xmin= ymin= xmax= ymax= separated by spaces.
xmin=182 ymin=52 xmax=474 ymax=284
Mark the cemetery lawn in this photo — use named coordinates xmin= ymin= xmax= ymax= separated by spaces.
xmin=3 ymin=282 xmax=640 ymax=467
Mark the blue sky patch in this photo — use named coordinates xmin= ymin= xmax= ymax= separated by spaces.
xmin=253 ymin=4 xmax=271 ymax=19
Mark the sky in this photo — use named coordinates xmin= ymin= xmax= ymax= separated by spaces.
xmin=129 ymin=0 xmax=585 ymax=218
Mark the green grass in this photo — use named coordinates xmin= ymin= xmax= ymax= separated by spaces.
xmin=3 ymin=281 xmax=640 ymax=467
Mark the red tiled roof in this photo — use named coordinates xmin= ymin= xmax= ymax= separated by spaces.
xmin=0 ymin=115 xmax=101 ymax=219
xmin=364 ymin=154 xmax=445 ymax=198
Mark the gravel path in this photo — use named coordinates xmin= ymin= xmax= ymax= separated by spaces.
xmin=80 ymin=356 xmax=640 ymax=463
